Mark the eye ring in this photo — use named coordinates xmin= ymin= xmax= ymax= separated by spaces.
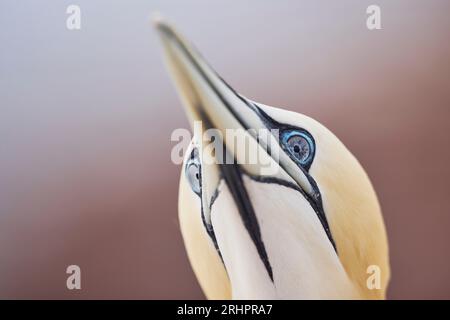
xmin=281 ymin=130 xmax=315 ymax=168
xmin=185 ymin=149 xmax=202 ymax=195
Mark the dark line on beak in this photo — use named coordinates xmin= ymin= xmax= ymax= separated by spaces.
xmin=157 ymin=23 xmax=255 ymax=131
xmin=219 ymin=160 xmax=274 ymax=282
xmin=198 ymin=112 xmax=273 ymax=281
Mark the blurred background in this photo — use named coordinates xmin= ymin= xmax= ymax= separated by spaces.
xmin=0 ymin=0 xmax=449 ymax=299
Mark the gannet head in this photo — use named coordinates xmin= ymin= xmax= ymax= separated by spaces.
xmin=154 ymin=17 xmax=390 ymax=299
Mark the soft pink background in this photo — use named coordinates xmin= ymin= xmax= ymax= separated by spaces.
xmin=0 ymin=0 xmax=449 ymax=298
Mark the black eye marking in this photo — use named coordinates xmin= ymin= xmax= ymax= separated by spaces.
xmin=246 ymin=103 xmax=317 ymax=172
xmin=185 ymin=148 xmax=201 ymax=195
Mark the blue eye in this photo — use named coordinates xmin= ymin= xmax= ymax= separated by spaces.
xmin=185 ymin=148 xmax=201 ymax=195
xmin=282 ymin=130 xmax=315 ymax=167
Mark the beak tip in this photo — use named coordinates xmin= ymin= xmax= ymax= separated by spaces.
xmin=151 ymin=12 xmax=175 ymax=38
xmin=151 ymin=11 xmax=164 ymax=27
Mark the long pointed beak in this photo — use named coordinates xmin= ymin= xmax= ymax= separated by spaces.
xmin=154 ymin=16 xmax=287 ymax=174
xmin=154 ymin=17 xmax=262 ymax=135
xmin=153 ymin=16 xmax=315 ymax=204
